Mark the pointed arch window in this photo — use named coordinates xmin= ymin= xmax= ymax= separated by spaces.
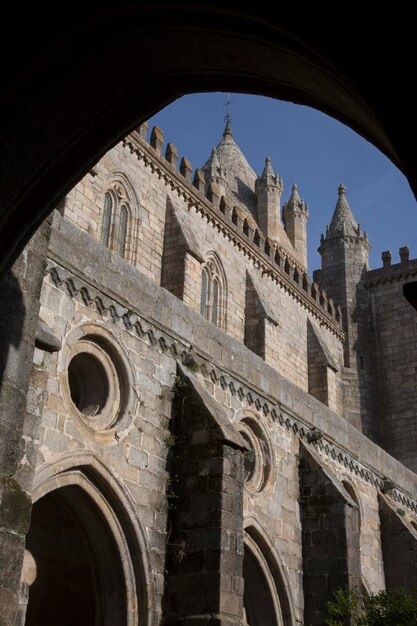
xmin=101 ymin=192 xmax=113 ymax=247
xmin=100 ymin=181 xmax=134 ymax=262
xmin=117 ymin=204 xmax=128 ymax=257
xmin=200 ymin=267 xmax=208 ymax=315
xmin=200 ymin=255 xmax=226 ymax=329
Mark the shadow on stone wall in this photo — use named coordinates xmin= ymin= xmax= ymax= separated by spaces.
xmin=0 ymin=270 xmax=25 ymax=386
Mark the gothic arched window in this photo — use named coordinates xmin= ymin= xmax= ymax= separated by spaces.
xmin=101 ymin=191 xmax=113 ymax=247
xmin=100 ymin=180 xmax=134 ymax=262
xmin=117 ymin=204 xmax=128 ymax=257
xmin=200 ymin=255 xmax=226 ymax=329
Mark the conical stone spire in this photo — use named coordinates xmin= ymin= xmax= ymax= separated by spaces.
xmin=258 ymin=156 xmax=284 ymax=188
xmin=261 ymin=156 xmax=275 ymax=179
xmin=283 ymin=184 xmax=308 ymax=217
xmin=328 ymin=184 xmax=358 ymax=236
xmin=209 ymin=147 xmax=221 ymax=177
xmin=201 ymin=124 xmax=258 ymax=217
xmin=286 ymin=184 xmax=302 ymax=210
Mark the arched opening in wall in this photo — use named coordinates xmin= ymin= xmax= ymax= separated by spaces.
xmin=25 ymin=485 xmax=127 ymax=626
xmin=68 ymin=352 xmax=109 ymax=415
xmin=243 ymin=543 xmax=279 ymax=626
xmin=1 ymin=14 xmax=417 ymax=626
xmin=243 ymin=527 xmax=294 ymax=626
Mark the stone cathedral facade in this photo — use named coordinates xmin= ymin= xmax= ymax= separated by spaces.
xmin=11 ymin=121 xmax=417 ymax=625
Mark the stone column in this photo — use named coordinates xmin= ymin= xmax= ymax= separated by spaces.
xmin=0 ymin=220 xmax=51 ymax=625
xmin=299 ymin=445 xmax=361 ymax=626
xmin=164 ymin=368 xmax=245 ymax=626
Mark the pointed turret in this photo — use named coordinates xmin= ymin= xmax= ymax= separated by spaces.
xmin=282 ymin=183 xmax=309 ymax=268
xmin=206 ymin=147 xmax=227 ymax=197
xmin=255 ymin=156 xmax=286 ymax=246
xmin=201 ymin=123 xmax=258 ymax=217
xmin=315 ymin=184 xmax=373 ymax=432
xmin=286 ymin=183 xmax=302 ymax=208
xmin=328 ymin=184 xmax=359 ymax=237
xmin=260 ymin=156 xmax=277 ymax=181
xmin=318 ymin=184 xmax=370 ymax=291
xmin=209 ymin=147 xmax=221 ymax=174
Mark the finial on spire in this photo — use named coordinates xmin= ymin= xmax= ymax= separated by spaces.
xmin=223 ymin=93 xmax=234 ymax=135
xmin=338 ymin=183 xmax=346 ymax=195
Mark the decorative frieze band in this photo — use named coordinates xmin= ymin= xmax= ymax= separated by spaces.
xmin=46 ymin=261 xmax=417 ymax=515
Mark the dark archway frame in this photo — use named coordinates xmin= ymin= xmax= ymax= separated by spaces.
xmin=244 ymin=522 xmax=296 ymax=625
xmin=0 ymin=4 xmax=416 ymax=276
xmin=30 ymin=452 xmax=155 ymax=626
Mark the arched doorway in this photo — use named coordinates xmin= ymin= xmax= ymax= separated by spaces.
xmin=243 ymin=543 xmax=280 ymax=626
xmin=25 ymin=485 xmax=126 ymax=626
xmin=22 ymin=456 xmax=152 ymax=626
xmin=243 ymin=526 xmax=295 ymax=626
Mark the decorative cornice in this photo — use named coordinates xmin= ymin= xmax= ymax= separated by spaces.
xmin=123 ymin=132 xmax=344 ymax=339
xmin=46 ymin=261 xmax=417 ymax=515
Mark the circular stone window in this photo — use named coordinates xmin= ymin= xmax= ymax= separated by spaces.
xmin=64 ymin=335 xmax=125 ymax=440
xmin=238 ymin=417 xmax=273 ymax=496
xmin=68 ymin=353 xmax=110 ymax=416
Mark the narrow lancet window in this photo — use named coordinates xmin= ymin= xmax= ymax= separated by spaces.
xmin=200 ymin=267 xmax=208 ymax=316
xmin=199 ymin=255 xmax=226 ymax=330
xmin=118 ymin=204 xmax=128 ymax=257
xmin=101 ymin=192 xmax=113 ymax=247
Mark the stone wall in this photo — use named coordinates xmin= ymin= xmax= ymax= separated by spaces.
xmin=164 ymin=368 xmax=245 ymax=625
xmin=16 ymin=211 xmax=417 ymax=625
xmin=379 ymin=493 xmax=417 ymax=592
xmin=367 ymin=253 xmax=417 ymax=471
xmin=63 ymin=128 xmax=345 ymax=403
xmin=0 ymin=220 xmax=51 ymax=625
xmin=300 ymin=445 xmax=361 ymax=625
xmin=4 ymin=120 xmax=417 ymax=624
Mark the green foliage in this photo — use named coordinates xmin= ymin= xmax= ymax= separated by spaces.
xmin=325 ymin=588 xmax=417 ymax=626
xmin=326 ymin=588 xmax=359 ymax=626
xmin=172 ymin=374 xmax=188 ymax=396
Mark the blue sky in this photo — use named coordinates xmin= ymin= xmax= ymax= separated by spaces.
xmin=148 ymin=92 xmax=417 ymax=272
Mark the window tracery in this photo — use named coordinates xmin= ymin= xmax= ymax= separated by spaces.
xmin=199 ymin=255 xmax=226 ymax=329
xmin=100 ymin=180 xmax=135 ymax=262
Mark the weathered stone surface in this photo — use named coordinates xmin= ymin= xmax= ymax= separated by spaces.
xmin=379 ymin=494 xmax=417 ymax=592
xmin=0 ymin=221 xmax=50 ymax=623
xmin=300 ymin=445 xmax=361 ymax=625
xmin=35 ymin=319 xmax=61 ymax=352
xmin=164 ymin=370 xmax=245 ymax=625
xmin=2 ymin=124 xmax=417 ymax=625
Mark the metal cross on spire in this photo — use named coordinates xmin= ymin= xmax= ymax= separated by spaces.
xmin=223 ymin=93 xmax=234 ymax=126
